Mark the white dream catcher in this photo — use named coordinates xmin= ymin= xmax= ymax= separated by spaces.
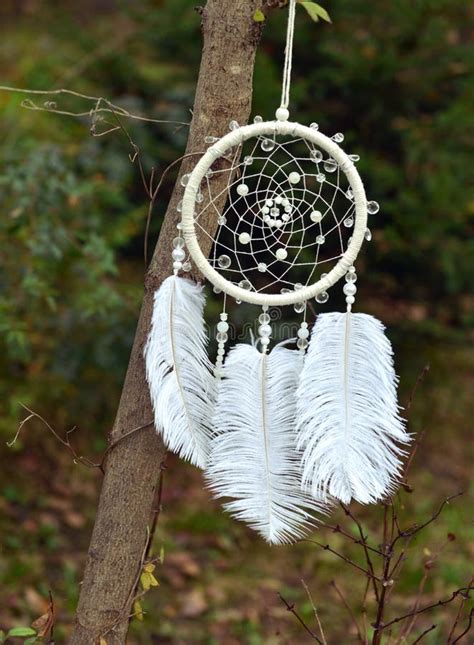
xmin=145 ymin=0 xmax=409 ymax=544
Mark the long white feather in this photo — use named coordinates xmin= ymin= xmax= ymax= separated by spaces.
xmin=206 ymin=344 xmax=328 ymax=545
xmin=297 ymin=312 xmax=409 ymax=504
xmin=145 ymin=275 xmax=215 ymax=468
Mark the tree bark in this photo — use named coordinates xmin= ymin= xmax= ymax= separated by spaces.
xmin=70 ymin=2 xmax=263 ymax=643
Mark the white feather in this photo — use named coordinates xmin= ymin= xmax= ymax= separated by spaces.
xmin=144 ymin=275 xmax=215 ymax=468
xmin=297 ymin=312 xmax=409 ymax=504
xmin=206 ymin=344 xmax=328 ymax=545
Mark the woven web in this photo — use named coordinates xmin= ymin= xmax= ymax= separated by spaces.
xmin=192 ymin=132 xmax=362 ymax=298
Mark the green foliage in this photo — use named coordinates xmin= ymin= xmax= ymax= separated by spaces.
xmin=298 ymin=2 xmax=331 ymax=23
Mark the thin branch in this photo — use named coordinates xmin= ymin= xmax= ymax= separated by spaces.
xmin=304 ymin=539 xmax=380 ymax=581
xmin=301 ymin=579 xmax=327 ymax=645
xmin=452 ymin=608 xmax=474 ymax=644
xmin=412 ymin=624 xmax=436 ymax=643
xmin=447 ymin=576 xmax=474 ymax=643
xmin=0 ymin=86 xmax=189 ymax=127
xmin=380 ymin=585 xmax=474 ymax=631
xmin=393 ymin=493 xmax=463 ymax=546
xmin=330 ymin=580 xmax=364 ymax=644
xmin=278 ymin=593 xmax=322 ymax=644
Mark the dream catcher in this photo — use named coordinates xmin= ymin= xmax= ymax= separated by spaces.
xmin=145 ymin=0 xmax=409 ymax=544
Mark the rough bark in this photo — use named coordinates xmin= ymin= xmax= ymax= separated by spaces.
xmin=70 ymin=2 xmax=263 ymax=643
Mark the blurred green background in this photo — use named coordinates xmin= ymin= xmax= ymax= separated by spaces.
xmin=0 ymin=0 xmax=473 ymax=643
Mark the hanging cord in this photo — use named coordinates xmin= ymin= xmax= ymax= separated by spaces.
xmin=277 ymin=0 xmax=297 ymax=120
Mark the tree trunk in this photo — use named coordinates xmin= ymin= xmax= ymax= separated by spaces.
xmin=70 ymin=2 xmax=263 ymax=643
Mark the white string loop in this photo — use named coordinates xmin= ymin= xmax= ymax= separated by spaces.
xmin=280 ymin=0 xmax=297 ymax=112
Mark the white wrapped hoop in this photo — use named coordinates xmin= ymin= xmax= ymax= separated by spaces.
xmin=182 ymin=120 xmax=368 ymax=306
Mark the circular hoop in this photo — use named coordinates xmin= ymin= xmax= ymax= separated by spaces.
xmin=182 ymin=120 xmax=367 ymax=306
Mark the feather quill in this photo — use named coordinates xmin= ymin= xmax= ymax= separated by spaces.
xmin=145 ymin=275 xmax=215 ymax=468
xmin=297 ymin=312 xmax=409 ymax=504
xmin=206 ymin=344 xmax=328 ymax=545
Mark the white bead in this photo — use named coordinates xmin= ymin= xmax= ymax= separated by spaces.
xmin=301 ymin=322 xmax=308 ymax=328
xmin=282 ymin=214 xmax=290 ymax=222
xmin=260 ymin=337 xmax=270 ymax=346
xmin=297 ymin=328 xmax=309 ymax=339
xmin=173 ymin=261 xmax=182 ymax=270
xmin=265 ymin=199 xmax=273 ymax=207
xmin=343 ymin=283 xmax=357 ymax=296
xmin=237 ymin=183 xmax=249 ymax=196
xmin=261 ymin=206 xmax=270 ymax=215
xmin=258 ymin=323 xmax=272 ymax=337
xmin=275 ymin=196 xmax=283 ymax=205
xmin=275 ymin=107 xmax=290 ymax=121
xmin=288 ymin=171 xmax=300 ymax=185
xmin=275 ymin=248 xmax=288 ymax=260
xmin=220 ymin=313 xmax=228 ymax=321
xmin=172 ymin=248 xmax=186 ymax=261
xmin=217 ymin=321 xmax=229 ymax=333
xmin=217 ymin=348 xmax=225 ymax=356
xmin=310 ymin=210 xmax=322 ymax=223
xmin=239 ymin=232 xmax=251 ymax=245
xmin=346 ymin=295 xmax=355 ymax=304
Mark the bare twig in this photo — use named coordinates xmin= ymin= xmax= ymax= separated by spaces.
xmin=447 ymin=576 xmax=474 ymax=643
xmin=0 ymin=86 xmax=189 ymax=127
xmin=278 ymin=593 xmax=322 ymax=643
xmin=301 ymin=579 xmax=327 ymax=645
xmin=452 ymin=607 xmax=474 ymax=643
xmin=380 ymin=585 xmax=474 ymax=631
xmin=412 ymin=624 xmax=436 ymax=643
xmin=330 ymin=580 xmax=364 ymax=643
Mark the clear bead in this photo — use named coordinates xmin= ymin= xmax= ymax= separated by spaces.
xmin=348 ymin=265 xmax=356 ymax=273
xmin=280 ymin=288 xmax=292 ymax=294
xmin=182 ymin=261 xmax=192 ymax=272
xmin=261 ymin=138 xmax=275 ymax=152
xmin=218 ymin=215 xmax=227 ymax=225
xmin=294 ymin=302 xmax=306 ymax=314
xmin=316 ymin=291 xmax=329 ymax=304
xmin=229 ymin=120 xmax=239 ymax=131
xmin=316 ymin=173 xmax=326 ymax=183
xmin=216 ymin=332 xmax=228 ymax=343
xmin=345 ymin=272 xmax=357 ymax=283
xmin=266 ymin=199 xmax=274 ymax=207
xmin=244 ymin=155 xmax=253 ymax=165
xmin=213 ymin=285 xmax=222 ymax=294
xmin=176 ymin=222 xmax=183 ymax=231
xmin=271 ymin=207 xmax=279 ymax=217
xmin=205 ymin=169 xmax=214 ymax=179
xmin=320 ymin=272 xmax=328 ymax=279
xmin=253 ymin=115 xmax=263 ymax=123
xmin=259 ymin=313 xmax=271 ymax=324
xmin=367 ymin=201 xmax=380 ymax=214
xmin=257 ymin=262 xmax=267 ymax=273
xmin=284 ymin=205 xmax=293 ymax=214
xmin=282 ymin=214 xmax=290 ymax=222
xmin=344 ymin=217 xmax=354 ymax=228
xmin=261 ymin=206 xmax=270 ymax=215
xmin=258 ymin=323 xmax=272 ymax=337
xmin=180 ymin=173 xmax=190 ymax=187
xmin=173 ymin=237 xmax=185 ymax=249
xmin=218 ymin=254 xmax=231 ymax=269
xmin=282 ymin=198 xmax=290 ymax=207
xmin=349 ymin=154 xmax=360 ymax=162
xmin=172 ymin=248 xmax=186 ymax=261
xmin=332 ymin=132 xmax=344 ymax=143
xmin=311 ymin=149 xmax=323 ymax=163
xmin=238 ymin=279 xmax=252 ymax=290
xmin=343 ymin=282 xmax=357 ymax=296
xmin=316 ymin=235 xmax=325 ymax=245
xmin=196 ymin=192 xmax=204 ymax=204
xmin=205 ymin=135 xmax=218 ymax=144
xmin=297 ymin=327 xmax=309 ymax=339
xmin=176 ymin=199 xmax=183 ymax=213
xmin=324 ymin=158 xmax=337 ymax=173
xmin=346 ymin=188 xmax=354 ymax=200
xmin=294 ymin=283 xmax=304 ymax=290
xmin=365 ymin=228 xmax=372 ymax=241
xmin=297 ymin=338 xmax=309 ymax=350
xmin=310 ymin=122 xmax=319 ymax=130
